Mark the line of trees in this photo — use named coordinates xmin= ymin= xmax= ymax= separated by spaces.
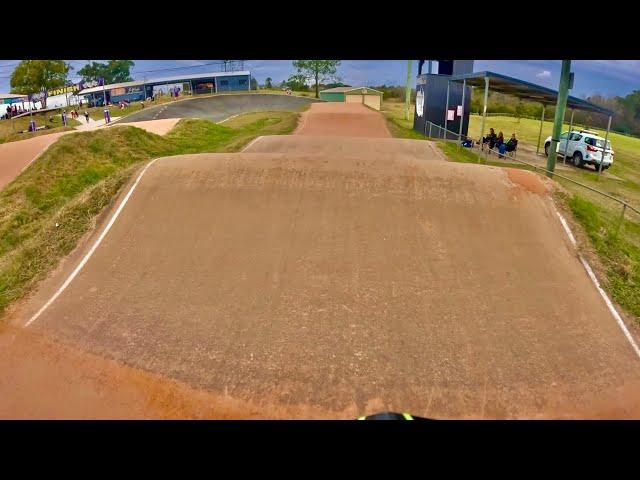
xmin=77 ymin=60 xmax=135 ymax=84
xmin=469 ymin=90 xmax=640 ymax=136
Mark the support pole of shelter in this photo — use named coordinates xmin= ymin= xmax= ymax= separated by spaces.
xmin=405 ymin=60 xmax=412 ymax=120
xmin=444 ymin=81 xmax=450 ymax=139
xmin=458 ymin=79 xmax=466 ymax=141
xmin=536 ymin=104 xmax=546 ymax=156
xmin=479 ymin=76 xmax=489 ymax=147
xmin=597 ymin=115 xmax=612 ymax=179
xmin=428 ymin=60 xmax=432 ymax=74
xmin=546 ymin=60 xmax=572 ymax=177
xmin=563 ymin=109 xmax=575 ymax=164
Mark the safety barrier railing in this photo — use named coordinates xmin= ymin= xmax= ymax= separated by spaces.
xmin=420 ymin=119 xmax=639 ymax=230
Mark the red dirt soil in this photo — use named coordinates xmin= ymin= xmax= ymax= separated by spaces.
xmin=110 ymin=118 xmax=181 ymax=136
xmin=294 ymin=102 xmax=391 ymax=138
xmin=2 ymin=103 xmax=640 ymax=419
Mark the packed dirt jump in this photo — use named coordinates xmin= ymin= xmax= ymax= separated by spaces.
xmin=0 ymin=132 xmax=69 ymax=190
xmin=3 ymin=102 xmax=640 ymax=419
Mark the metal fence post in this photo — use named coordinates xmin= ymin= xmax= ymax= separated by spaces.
xmin=458 ymin=79 xmax=466 ymax=142
xmin=536 ymin=104 xmax=546 ymax=155
xmin=444 ymin=81 xmax=450 ymax=140
xmin=563 ymin=109 xmax=574 ymax=164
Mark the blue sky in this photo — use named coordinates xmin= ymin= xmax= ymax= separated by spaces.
xmin=1 ymin=60 xmax=638 ymax=98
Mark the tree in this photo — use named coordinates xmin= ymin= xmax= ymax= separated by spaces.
xmin=265 ymin=77 xmax=273 ymax=89
xmin=250 ymin=77 xmax=258 ymax=90
xmin=285 ymin=74 xmax=309 ymax=92
xmin=78 ymin=60 xmax=135 ymax=84
xmin=292 ymin=60 xmax=341 ymax=98
xmin=10 ymin=60 xmax=72 ymax=109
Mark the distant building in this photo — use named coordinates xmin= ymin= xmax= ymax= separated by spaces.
xmin=77 ymin=71 xmax=252 ymax=107
xmin=319 ymin=86 xmax=383 ymax=110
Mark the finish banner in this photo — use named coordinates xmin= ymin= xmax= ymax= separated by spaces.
xmin=48 ymin=84 xmax=80 ymax=96
xmin=27 ymin=78 xmax=105 ymax=102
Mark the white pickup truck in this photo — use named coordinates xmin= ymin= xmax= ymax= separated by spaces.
xmin=544 ymin=130 xmax=614 ymax=170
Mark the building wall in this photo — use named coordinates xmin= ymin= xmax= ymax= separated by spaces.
xmin=110 ymin=91 xmax=145 ymax=103
xmin=413 ymin=74 xmax=471 ymax=140
xmin=363 ymin=94 xmax=381 ymax=110
xmin=345 ymin=94 xmax=363 ymax=104
xmin=215 ymin=75 xmax=250 ymax=92
xmin=319 ymin=92 xmax=345 ymax=102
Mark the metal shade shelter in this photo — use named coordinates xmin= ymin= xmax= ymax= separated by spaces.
xmin=448 ymin=71 xmax=615 ymax=168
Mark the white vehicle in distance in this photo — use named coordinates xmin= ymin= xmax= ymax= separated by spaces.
xmin=544 ymin=130 xmax=614 ymax=170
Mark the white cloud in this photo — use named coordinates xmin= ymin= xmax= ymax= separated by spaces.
xmin=536 ymin=70 xmax=551 ymax=79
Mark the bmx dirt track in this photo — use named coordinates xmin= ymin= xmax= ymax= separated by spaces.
xmin=3 ymin=102 xmax=640 ymax=419
xmin=115 ymin=93 xmax=319 ymax=124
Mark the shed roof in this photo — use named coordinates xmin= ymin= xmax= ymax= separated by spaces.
xmin=78 ymin=80 xmax=144 ymax=95
xmin=148 ymin=70 xmax=250 ymax=85
xmin=0 ymin=93 xmax=28 ymax=100
xmin=77 ymin=71 xmax=252 ymax=95
xmin=321 ymin=86 xmax=383 ymax=95
xmin=449 ymin=71 xmax=614 ymax=116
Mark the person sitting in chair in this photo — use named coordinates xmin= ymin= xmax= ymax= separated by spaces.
xmin=505 ymin=133 xmax=518 ymax=154
xmin=482 ymin=128 xmax=497 ymax=150
xmin=495 ymin=131 xmax=506 ymax=157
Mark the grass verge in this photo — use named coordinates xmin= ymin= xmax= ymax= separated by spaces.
xmin=566 ymin=194 xmax=640 ymax=318
xmin=0 ymin=111 xmax=298 ymax=315
xmin=0 ymin=115 xmax=81 ymax=144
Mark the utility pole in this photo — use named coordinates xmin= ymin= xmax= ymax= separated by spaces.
xmin=405 ymin=60 xmax=412 ymax=120
xmin=546 ymin=60 xmax=572 ymax=177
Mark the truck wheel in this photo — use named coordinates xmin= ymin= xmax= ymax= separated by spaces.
xmin=572 ymin=152 xmax=584 ymax=168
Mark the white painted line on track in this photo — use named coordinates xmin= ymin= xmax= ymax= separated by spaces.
xmin=555 ymin=210 xmax=640 ymax=360
xmin=24 ymin=157 xmax=163 ymax=327
xmin=555 ymin=211 xmax=577 ymax=247
xmin=217 ymin=113 xmax=240 ymax=124
xmin=241 ymin=136 xmax=264 ymax=152
xmin=579 ymin=255 xmax=640 ymax=359
xmin=25 ymin=137 xmax=262 ymax=327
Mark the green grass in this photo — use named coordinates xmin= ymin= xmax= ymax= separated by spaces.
xmin=0 ymin=115 xmax=78 ymax=144
xmin=381 ymin=99 xmax=427 ymax=139
xmin=567 ymin=194 xmax=640 ymax=318
xmin=382 ymin=102 xmax=640 ymax=323
xmin=0 ymin=111 xmax=299 ymax=315
xmin=0 ymin=113 xmax=80 ymax=144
